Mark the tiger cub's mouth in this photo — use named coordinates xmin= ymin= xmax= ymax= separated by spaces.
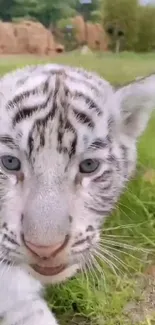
xmin=31 ymin=263 xmax=67 ymax=276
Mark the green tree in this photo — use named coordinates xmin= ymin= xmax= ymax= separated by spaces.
xmin=11 ymin=0 xmax=40 ymax=18
xmin=75 ymin=0 xmax=101 ymax=21
xmin=11 ymin=0 xmax=76 ymax=27
xmin=90 ymin=10 xmax=103 ymax=23
xmin=0 ymin=0 xmax=102 ymax=27
xmin=0 ymin=0 xmax=16 ymax=21
xmin=37 ymin=0 xmax=76 ymax=27
xmin=135 ymin=5 xmax=155 ymax=52
xmin=103 ymin=0 xmax=139 ymax=51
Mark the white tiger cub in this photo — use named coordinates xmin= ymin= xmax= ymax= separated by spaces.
xmin=0 ymin=64 xmax=154 ymax=325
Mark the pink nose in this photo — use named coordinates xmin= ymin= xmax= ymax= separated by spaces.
xmin=24 ymin=235 xmax=69 ymax=258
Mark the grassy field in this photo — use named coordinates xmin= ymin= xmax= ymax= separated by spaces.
xmin=2 ymin=52 xmax=155 ymax=325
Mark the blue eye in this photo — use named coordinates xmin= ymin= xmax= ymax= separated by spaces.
xmin=1 ymin=155 xmax=21 ymax=171
xmin=79 ymin=159 xmax=100 ymax=174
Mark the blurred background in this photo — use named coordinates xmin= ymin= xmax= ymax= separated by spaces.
xmin=0 ymin=0 xmax=155 ymax=55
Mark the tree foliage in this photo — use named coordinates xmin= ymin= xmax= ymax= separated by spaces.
xmin=0 ymin=0 xmax=101 ymax=26
xmin=74 ymin=0 xmax=100 ymax=21
xmin=103 ymin=0 xmax=139 ymax=50
xmin=0 ymin=0 xmax=15 ymax=21
xmin=11 ymin=0 xmax=76 ymax=27
xmin=135 ymin=5 xmax=155 ymax=52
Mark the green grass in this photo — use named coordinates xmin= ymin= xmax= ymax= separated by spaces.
xmin=2 ymin=52 xmax=155 ymax=325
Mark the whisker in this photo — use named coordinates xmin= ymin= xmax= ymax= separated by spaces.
xmin=99 ymin=242 xmax=148 ymax=264
xmin=89 ymin=254 xmax=107 ymax=289
xmin=100 ymin=238 xmax=151 ymax=253
xmin=88 ymin=255 xmax=103 ymax=285
xmin=102 ymin=234 xmax=143 ymax=239
xmin=93 ymin=249 xmax=122 ymax=277
xmin=86 ymin=255 xmax=98 ymax=286
xmin=102 ymin=222 xmax=146 ymax=232
xmin=4 ymin=260 xmax=12 ymax=277
xmin=0 ymin=258 xmax=9 ymax=278
xmin=96 ymin=246 xmax=129 ymax=273
xmin=80 ymin=261 xmax=86 ymax=283
xmin=80 ymin=254 xmax=90 ymax=289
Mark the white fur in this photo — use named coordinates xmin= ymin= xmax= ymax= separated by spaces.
xmin=0 ymin=65 xmax=154 ymax=325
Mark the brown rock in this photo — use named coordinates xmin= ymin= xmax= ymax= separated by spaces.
xmin=72 ymin=16 xmax=86 ymax=45
xmin=55 ymin=43 xmax=65 ymax=53
xmin=0 ymin=22 xmax=17 ymax=54
xmin=87 ymin=22 xmax=109 ymax=51
xmin=13 ymin=20 xmax=55 ymax=55
xmin=72 ymin=15 xmax=109 ymax=51
xmin=0 ymin=20 xmax=57 ymax=55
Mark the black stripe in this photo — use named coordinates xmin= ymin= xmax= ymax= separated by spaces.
xmin=0 ymin=173 xmax=7 ymax=181
xmin=92 ymin=169 xmax=112 ymax=183
xmin=69 ymin=77 xmax=102 ymax=98
xmin=34 ymin=77 xmax=59 ymax=128
xmin=7 ymin=89 xmax=38 ymax=110
xmin=34 ymin=103 xmax=54 ymax=128
xmin=90 ymin=138 xmax=108 ymax=151
xmin=120 ymin=144 xmax=128 ymax=176
xmin=72 ymin=239 xmax=87 ymax=247
xmin=0 ymin=136 xmax=18 ymax=150
xmin=28 ymin=135 xmax=34 ymax=157
xmin=65 ymin=119 xmax=76 ymax=133
xmin=57 ymin=112 xmax=64 ymax=145
xmin=42 ymin=68 xmax=98 ymax=88
xmin=2 ymin=222 xmax=8 ymax=230
xmin=73 ymin=109 xmax=94 ymax=128
xmin=99 ymin=169 xmax=112 ymax=179
xmin=7 ymin=76 xmax=51 ymax=111
xmin=74 ymin=91 xmax=102 ymax=115
xmin=88 ymin=207 xmax=111 ymax=216
xmin=93 ymin=174 xmax=112 ymax=188
xmin=13 ymin=108 xmax=35 ymax=126
xmin=3 ymin=233 xmax=20 ymax=246
xmin=42 ymin=77 xmax=50 ymax=94
xmin=64 ymin=119 xmax=77 ymax=157
xmin=0 ymin=257 xmax=12 ymax=265
xmin=69 ymin=136 xmax=77 ymax=157
xmin=43 ymin=69 xmax=66 ymax=77
xmin=40 ymin=132 xmax=45 ymax=147
xmin=42 ymin=70 xmax=102 ymax=114
xmin=13 ymin=89 xmax=53 ymax=126
xmin=28 ymin=74 xmax=61 ymax=156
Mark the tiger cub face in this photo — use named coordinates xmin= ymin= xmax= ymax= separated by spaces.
xmin=0 ymin=64 xmax=154 ymax=283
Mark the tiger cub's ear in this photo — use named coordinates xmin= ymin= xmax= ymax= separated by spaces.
xmin=114 ymin=74 xmax=155 ymax=138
